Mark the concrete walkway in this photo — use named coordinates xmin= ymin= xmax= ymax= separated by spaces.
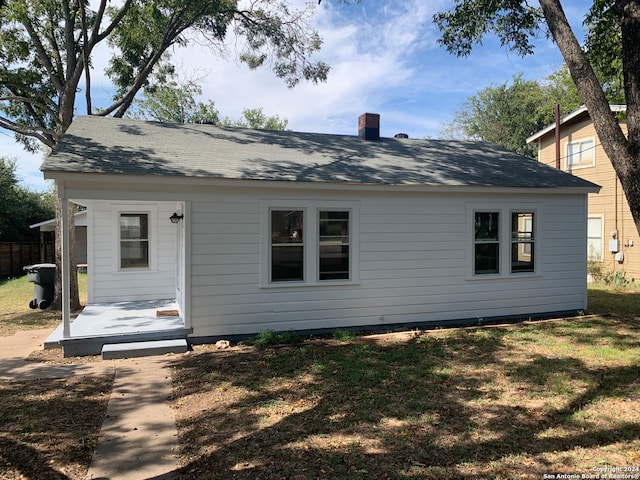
xmin=0 ymin=328 xmax=181 ymax=480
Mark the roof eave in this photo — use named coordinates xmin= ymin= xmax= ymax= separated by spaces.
xmin=527 ymin=104 xmax=627 ymax=144
xmin=44 ymin=171 xmax=600 ymax=200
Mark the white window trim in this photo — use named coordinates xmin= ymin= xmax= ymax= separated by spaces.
xmin=260 ymin=200 xmax=359 ymax=288
xmin=466 ymin=203 xmax=541 ymax=280
xmin=566 ymin=137 xmax=596 ymax=171
xmin=111 ymin=204 xmax=158 ymax=273
xmin=587 ymin=214 xmax=604 ymax=262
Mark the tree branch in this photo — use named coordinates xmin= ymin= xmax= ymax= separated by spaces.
xmin=95 ymin=0 xmax=134 ymax=43
xmin=19 ymin=12 xmax=65 ymax=94
xmin=0 ymin=115 xmax=56 ymax=147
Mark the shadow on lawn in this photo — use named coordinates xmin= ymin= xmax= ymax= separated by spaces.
xmin=0 ymin=376 xmax=113 ymax=480
xmin=172 ymin=324 xmax=640 ymax=479
xmin=588 ymin=287 xmax=640 ymax=319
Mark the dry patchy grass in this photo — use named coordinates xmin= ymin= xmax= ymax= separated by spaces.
xmin=0 ymin=375 xmax=114 ymax=480
xmin=172 ymin=315 xmax=640 ymax=479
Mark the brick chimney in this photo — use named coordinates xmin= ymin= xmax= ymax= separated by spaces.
xmin=358 ymin=113 xmax=380 ymax=141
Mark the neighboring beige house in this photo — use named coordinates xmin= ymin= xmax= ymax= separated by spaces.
xmin=527 ymin=105 xmax=640 ymax=279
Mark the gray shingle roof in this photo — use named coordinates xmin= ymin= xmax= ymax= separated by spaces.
xmin=42 ymin=116 xmax=598 ymax=189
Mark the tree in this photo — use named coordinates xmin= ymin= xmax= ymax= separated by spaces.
xmin=129 ymin=70 xmax=288 ymax=129
xmin=0 ymin=157 xmax=55 ymax=242
xmin=434 ymin=0 xmax=640 ymax=238
xmin=443 ymin=74 xmax=548 ymax=157
xmin=129 ymin=69 xmax=221 ymax=124
xmin=442 ymin=68 xmax=585 ymax=158
xmin=1 ymin=0 xmax=327 ymax=149
xmin=1 ymin=0 xmax=328 ymax=309
xmin=221 ymin=108 xmax=289 ymax=130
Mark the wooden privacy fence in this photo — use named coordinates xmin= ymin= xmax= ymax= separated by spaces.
xmin=0 ymin=242 xmax=55 ymax=277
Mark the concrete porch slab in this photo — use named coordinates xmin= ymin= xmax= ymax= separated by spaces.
xmin=44 ymin=299 xmax=191 ymax=357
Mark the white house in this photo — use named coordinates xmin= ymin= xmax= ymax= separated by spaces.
xmin=42 ymin=114 xmax=599 ymax=356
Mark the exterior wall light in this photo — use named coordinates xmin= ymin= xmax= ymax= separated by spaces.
xmin=169 ymin=212 xmax=184 ymax=224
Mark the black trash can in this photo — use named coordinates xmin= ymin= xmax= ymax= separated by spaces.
xmin=24 ymin=263 xmax=56 ymax=310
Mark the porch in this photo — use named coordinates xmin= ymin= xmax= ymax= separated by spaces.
xmin=44 ymin=299 xmax=192 ymax=357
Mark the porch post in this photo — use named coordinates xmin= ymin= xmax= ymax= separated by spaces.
xmin=61 ymin=193 xmax=71 ymax=338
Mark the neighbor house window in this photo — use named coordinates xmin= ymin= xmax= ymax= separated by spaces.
xmin=567 ymin=139 xmax=595 ymax=170
xmin=271 ymin=210 xmax=304 ymax=282
xmin=511 ymin=212 xmax=535 ymax=273
xmin=474 ymin=212 xmax=500 ymax=274
xmin=120 ymin=213 xmax=149 ymax=269
xmin=587 ymin=216 xmax=603 ymax=261
xmin=319 ymin=211 xmax=350 ymax=280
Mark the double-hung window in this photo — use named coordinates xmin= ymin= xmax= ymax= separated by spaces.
xmin=511 ymin=212 xmax=534 ymax=273
xmin=264 ymin=202 xmax=357 ymax=286
xmin=472 ymin=208 xmax=537 ymax=277
xmin=271 ymin=210 xmax=305 ymax=282
xmin=319 ymin=211 xmax=350 ymax=280
xmin=567 ymin=139 xmax=595 ymax=170
xmin=120 ymin=213 xmax=149 ymax=269
xmin=474 ymin=212 xmax=500 ymax=274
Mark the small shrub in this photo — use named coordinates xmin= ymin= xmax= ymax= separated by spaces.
xmin=587 ymin=260 xmax=604 ymax=281
xmin=247 ymin=330 xmax=302 ymax=349
xmin=602 ymin=269 xmax=632 ymax=289
xmin=278 ymin=331 xmax=303 ymax=345
xmin=333 ymin=329 xmax=356 ymax=341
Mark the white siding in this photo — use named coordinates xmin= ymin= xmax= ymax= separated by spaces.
xmin=187 ymin=188 xmax=589 ymax=339
xmin=87 ymin=201 xmax=177 ymax=303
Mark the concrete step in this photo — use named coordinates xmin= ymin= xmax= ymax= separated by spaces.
xmin=102 ymin=339 xmax=189 ymax=360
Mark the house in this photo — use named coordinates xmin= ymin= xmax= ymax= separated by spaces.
xmin=42 ymin=114 xmax=599 ymax=357
xmin=30 ymin=209 xmax=88 ymax=265
xmin=526 ymin=105 xmax=637 ymax=279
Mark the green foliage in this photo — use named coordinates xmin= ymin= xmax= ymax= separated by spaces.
xmin=0 ymin=157 xmax=55 ymax=241
xmin=0 ymin=0 xmax=327 ymax=151
xmin=433 ymin=1 xmax=543 ymax=58
xmin=443 ymin=68 xmax=590 ymax=156
xmin=129 ymin=69 xmax=220 ymax=124
xmin=332 ymin=329 xmax=356 ymax=341
xmin=587 ymin=260 xmax=604 ymax=282
xmin=221 ymin=108 xmax=289 ymax=131
xmin=585 ymin=0 xmax=625 ymax=104
xmin=602 ymin=269 xmax=632 ymax=289
xmin=247 ymin=330 xmax=303 ymax=349
xmin=129 ymin=69 xmax=287 ymax=129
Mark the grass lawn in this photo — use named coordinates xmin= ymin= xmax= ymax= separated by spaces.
xmin=0 ymin=272 xmax=105 ymax=480
xmin=0 ymin=278 xmax=639 ymax=479
xmin=172 ymin=287 xmax=640 ymax=479
xmin=0 ymin=376 xmax=113 ymax=480
xmin=0 ymin=272 xmax=87 ymax=336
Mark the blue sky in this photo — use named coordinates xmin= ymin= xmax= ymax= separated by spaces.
xmin=2 ymin=0 xmax=589 ymax=191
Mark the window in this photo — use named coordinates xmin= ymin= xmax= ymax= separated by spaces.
xmin=271 ymin=210 xmax=304 ymax=282
xmin=319 ymin=211 xmax=350 ymax=280
xmin=262 ymin=202 xmax=358 ymax=286
xmin=120 ymin=213 xmax=149 ymax=269
xmin=511 ymin=212 xmax=535 ymax=273
xmin=587 ymin=217 xmax=603 ymax=261
xmin=567 ymin=139 xmax=595 ymax=170
xmin=474 ymin=212 xmax=500 ymax=274
xmin=470 ymin=206 xmax=539 ymax=278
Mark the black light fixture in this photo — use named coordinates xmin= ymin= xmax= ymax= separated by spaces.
xmin=169 ymin=212 xmax=184 ymax=224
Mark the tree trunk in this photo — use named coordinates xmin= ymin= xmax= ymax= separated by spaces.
xmin=540 ymin=0 xmax=640 ymax=238
xmin=52 ymin=194 xmax=80 ymax=311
